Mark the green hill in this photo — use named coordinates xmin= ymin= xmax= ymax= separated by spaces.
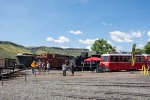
xmin=0 ymin=41 xmax=96 ymax=58
xmin=0 ymin=41 xmax=32 ymax=58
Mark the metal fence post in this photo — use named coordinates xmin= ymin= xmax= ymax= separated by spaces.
xmin=2 ymin=69 xmax=3 ymax=86
xmin=35 ymin=68 xmax=36 ymax=79
xmin=24 ymin=66 xmax=26 ymax=82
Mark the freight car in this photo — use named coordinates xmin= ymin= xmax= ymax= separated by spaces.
xmin=0 ymin=58 xmax=16 ymax=74
xmin=16 ymin=53 xmax=73 ymax=69
xmin=16 ymin=52 xmax=98 ymax=70
xmin=16 ymin=53 xmax=36 ymax=68
xmin=0 ymin=58 xmax=16 ymax=68
xmin=36 ymin=53 xmax=73 ymax=69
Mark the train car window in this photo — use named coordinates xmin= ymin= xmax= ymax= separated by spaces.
xmin=135 ymin=57 xmax=139 ymax=62
xmin=139 ymin=57 xmax=144 ymax=62
xmin=110 ymin=56 xmax=113 ymax=62
xmin=135 ymin=57 xmax=144 ymax=62
xmin=102 ymin=56 xmax=109 ymax=62
xmin=115 ymin=56 xmax=119 ymax=62
xmin=141 ymin=57 xmax=145 ymax=62
xmin=123 ymin=57 xmax=128 ymax=62
xmin=110 ymin=56 xmax=115 ymax=62
xmin=147 ymin=57 xmax=150 ymax=62
xmin=128 ymin=57 xmax=132 ymax=62
xmin=110 ymin=56 xmax=119 ymax=62
xmin=120 ymin=56 xmax=123 ymax=62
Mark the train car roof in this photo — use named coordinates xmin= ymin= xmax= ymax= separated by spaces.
xmin=101 ymin=53 xmax=143 ymax=56
xmin=16 ymin=53 xmax=36 ymax=56
xmin=142 ymin=54 xmax=150 ymax=56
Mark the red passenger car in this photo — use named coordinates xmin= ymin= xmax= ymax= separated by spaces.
xmin=100 ymin=54 xmax=150 ymax=72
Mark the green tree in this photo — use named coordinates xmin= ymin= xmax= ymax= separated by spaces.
xmin=91 ymin=39 xmax=116 ymax=54
xmin=144 ymin=42 xmax=150 ymax=54
xmin=135 ymin=48 xmax=143 ymax=54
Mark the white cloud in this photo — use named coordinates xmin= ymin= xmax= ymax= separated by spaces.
xmin=110 ymin=31 xmax=143 ymax=43
xmin=107 ymin=40 xmax=112 ymax=45
xmin=147 ymin=31 xmax=150 ymax=41
xmin=109 ymin=31 xmax=133 ymax=42
xmin=86 ymin=46 xmax=91 ymax=51
xmin=115 ymin=46 xmax=123 ymax=52
xmin=131 ymin=31 xmax=142 ymax=38
xmin=143 ymin=30 xmax=146 ymax=34
xmin=147 ymin=39 xmax=150 ymax=41
xmin=79 ymin=38 xmax=98 ymax=45
xmin=46 ymin=37 xmax=54 ymax=41
xmin=137 ymin=43 xmax=144 ymax=49
xmin=46 ymin=36 xmax=70 ymax=43
xmin=61 ymin=46 xmax=69 ymax=49
xmin=69 ymin=30 xmax=82 ymax=35
xmin=102 ymin=22 xmax=112 ymax=26
xmin=107 ymin=40 xmax=115 ymax=47
xmin=148 ymin=31 xmax=150 ymax=37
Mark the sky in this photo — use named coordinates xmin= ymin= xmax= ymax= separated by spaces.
xmin=0 ymin=0 xmax=150 ymax=52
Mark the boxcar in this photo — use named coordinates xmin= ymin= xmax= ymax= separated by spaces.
xmin=0 ymin=58 xmax=16 ymax=68
xmin=36 ymin=53 xmax=70 ymax=69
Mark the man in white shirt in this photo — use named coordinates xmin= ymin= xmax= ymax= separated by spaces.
xmin=62 ymin=63 xmax=67 ymax=76
xmin=46 ymin=61 xmax=50 ymax=74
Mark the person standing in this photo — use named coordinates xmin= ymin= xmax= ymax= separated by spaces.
xmin=31 ymin=61 xmax=37 ymax=74
xmin=62 ymin=63 xmax=67 ymax=76
xmin=42 ymin=62 xmax=45 ymax=70
xmin=46 ymin=61 xmax=50 ymax=74
xmin=71 ymin=63 xmax=75 ymax=76
xmin=38 ymin=61 xmax=42 ymax=74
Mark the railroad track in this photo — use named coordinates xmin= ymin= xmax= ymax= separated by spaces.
xmin=0 ymin=67 xmax=24 ymax=80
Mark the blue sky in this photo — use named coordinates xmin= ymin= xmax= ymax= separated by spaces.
xmin=0 ymin=0 xmax=150 ymax=51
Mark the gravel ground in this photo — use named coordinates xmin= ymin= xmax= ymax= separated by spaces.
xmin=0 ymin=70 xmax=150 ymax=100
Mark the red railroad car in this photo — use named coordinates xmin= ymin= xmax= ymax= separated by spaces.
xmin=100 ymin=54 xmax=150 ymax=72
xmin=37 ymin=53 xmax=69 ymax=69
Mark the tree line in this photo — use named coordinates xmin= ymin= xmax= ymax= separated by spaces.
xmin=91 ymin=39 xmax=150 ymax=54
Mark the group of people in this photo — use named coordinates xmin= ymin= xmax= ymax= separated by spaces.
xmin=31 ymin=61 xmax=50 ymax=74
xmin=62 ymin=62 xmax=75 ymax=76
xmin=31 ymin=60 xmax=75 ymax=76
